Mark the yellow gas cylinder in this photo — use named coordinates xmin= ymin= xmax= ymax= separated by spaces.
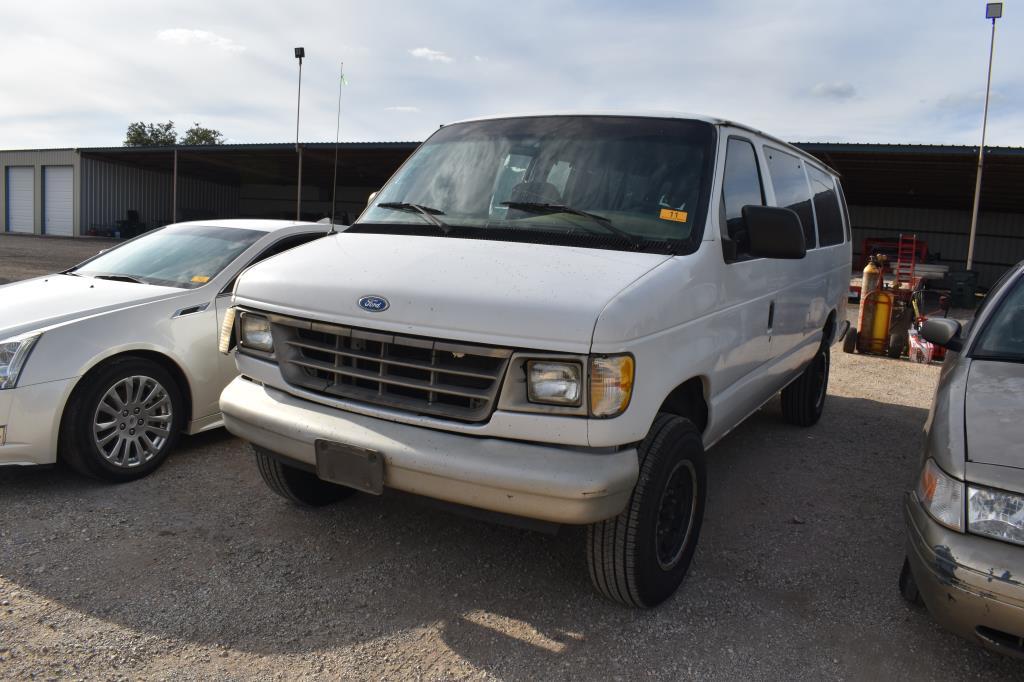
xmin=857 ymin=288 xmax=895 ymax=354
xmin=860 ymin=255 xmax=882 ymax=297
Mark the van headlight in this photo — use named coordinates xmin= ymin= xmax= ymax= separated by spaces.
xmin=916 ymin=459 xmax=964 ymax=532
xmin=526 ymin=361 xmax=582 ymax=406
xmin=239 ymin=313 xmax=274 ymax=353
xmin=968 ymin=486 xmax=1024 ymax=546
xmin=590 ymin=354 xmax=634 ymax=417
xmin=218 ymin=306 xmax=237 ymax=354
xmin=0 ymin=332 xmax=42 ymax=389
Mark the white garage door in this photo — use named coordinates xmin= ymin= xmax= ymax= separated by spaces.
xmin=44 ymin=166 xmax=73 ymax=236
xmin=6 ymin=166 xmax=34 ymax=233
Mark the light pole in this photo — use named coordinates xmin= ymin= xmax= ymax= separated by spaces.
xmin=294 ymin=47 xmax=305 ymax=221
xmin=966 ymin=3 xmax=1002 ymax=271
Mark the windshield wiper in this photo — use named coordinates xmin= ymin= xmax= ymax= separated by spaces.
xmin=377 ymin=202 xmax=451 ymax=235
xmin=501 ymin=202 xmax=640 ymax=249
xmin=90 ymin=274 xmax=146 ymax=284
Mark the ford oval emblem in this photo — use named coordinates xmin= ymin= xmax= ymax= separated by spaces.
xmin=358 ymin=295 xmax=390 ymax=312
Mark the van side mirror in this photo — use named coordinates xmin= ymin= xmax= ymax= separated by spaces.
xmin=741 ymin=205 xmax=806 ymax=259
xmin=367 ymin=191 xmax=378 ymax=207
xmin=921 ymin=318 xmax=963 ymax=352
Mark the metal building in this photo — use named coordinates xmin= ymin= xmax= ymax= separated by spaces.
xmin=3 ymin=140 xmax=1023 ymax=286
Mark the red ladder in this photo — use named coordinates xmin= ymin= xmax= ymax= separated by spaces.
xmin=894 ymin=234 xmax=918 ymax=289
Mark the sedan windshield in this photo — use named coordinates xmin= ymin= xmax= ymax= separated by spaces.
xmin=72 ymin=225 xmax=264 ymax=289
xmin=973 ymin=275 xmax=1024 ymax=362
xmin=354 ymin=116 xmax=716 ymax=254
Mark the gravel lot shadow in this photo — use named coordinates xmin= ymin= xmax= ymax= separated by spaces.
xmin=2 ymin=392 xmax=1021 ymax=678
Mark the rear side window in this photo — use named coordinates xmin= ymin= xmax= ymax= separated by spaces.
xmin=808 ymin=166 xmax=844 ymax=246
xmin=766 ymin=148 xmax=816 ymax=249
xmin=720 ymin=138 xmax=765 ymax=258
xmin=835 ymin=179 xmax=851 ymax=241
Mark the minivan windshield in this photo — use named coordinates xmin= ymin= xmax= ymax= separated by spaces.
xmin=71 ymin=225 xmax=264 ymax=289
xmin=353 ymin=116 xmax=716 ymax=254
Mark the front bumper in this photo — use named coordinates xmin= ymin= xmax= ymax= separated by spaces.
xmin=0 ymin=378 xmax=73 ymax=466
xmin=904 ymin=491 xmax=1024 ymax=658
xmin=220 ymin=377 xmax=639 ymax=524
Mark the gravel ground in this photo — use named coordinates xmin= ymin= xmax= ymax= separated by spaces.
xmin=1 ymin=235 xmax=1020 ymax=679
xmin=0 ymin=234 xmax=115 ymax=284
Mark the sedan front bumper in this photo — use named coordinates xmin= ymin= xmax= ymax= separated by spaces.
xmin=904 ymin=491 xmax=1024 ymax=658
xmin=220 ymin=376 xmax=639 ymax=524
xmin=0 ymin=378 xmax=74 ymax=466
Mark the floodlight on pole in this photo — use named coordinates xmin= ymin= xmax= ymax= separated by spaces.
xmin=294 ymin=47 xmax=305 ymax=221
xmin=966 ymin=4 xmax=1002 ymax=271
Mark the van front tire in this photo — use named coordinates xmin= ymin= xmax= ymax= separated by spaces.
xmin=253 ymin=446 xmax=356 ymax=506
xmin=586 ymin=414 xmax=706 ymax=608
xmin=781 ymin=346 xmax=830 ymax=427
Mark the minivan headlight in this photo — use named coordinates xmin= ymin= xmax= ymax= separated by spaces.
xmin=526 ymin=361 xmax=582 ymax=406
xmin=218 ymin=306 xmax=237 ymax=354
xmin=239 ymin=313 xmax=274 ymax=353
xmin=916 ymin=459 xmax=964 ymax=532
xmin=590 ymin=354 xmax=634 ymax=417
xmin=968 ymin=486 xmax=1024 ymax=546
xmin=0 ymin=332 xmax=42 ymax=389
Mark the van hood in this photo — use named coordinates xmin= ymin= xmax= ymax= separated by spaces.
xmin=233 ymin=233 xmax=672 ymax=351
xmin=0 ymin=274 xmax=183 ymax=339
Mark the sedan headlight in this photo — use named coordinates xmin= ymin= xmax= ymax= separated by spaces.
xmin=239 ymin=313 xmax=274 ymax=353
xmin=590 ymin=354 xmax=634 ymax=417
xmin=916 ymin=458 xmax=964 ymax=532
xmin=527 ymin=361 xmax=582 ymax=406
xmin=968 ymin=486 xmax=1024 ymax=546
xmin=0 ymin=332 xmax=42 ymax=390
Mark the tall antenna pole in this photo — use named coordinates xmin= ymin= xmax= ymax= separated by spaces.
xmin=967 ymin=5 xmax=1002 ymax=271
xmin=294 ymin=47 xmax=305 ymax=222
xmin=330 ymin=61 xmax=344 ymax=233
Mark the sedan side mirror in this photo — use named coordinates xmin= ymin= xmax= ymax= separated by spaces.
xmin=742 ymin=205 xmax=806 ymax=259
xmin=367 ymin=191 xmax=379 ymax=207
xmin=921 ymin=318 xmax=963 ymax=352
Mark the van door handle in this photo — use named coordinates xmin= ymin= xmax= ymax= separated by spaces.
xmin=767 ymin=301 xmax=775 ymax=333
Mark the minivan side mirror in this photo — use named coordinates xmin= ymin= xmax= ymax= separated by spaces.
xmin=367 ymin=191 xmax=379 ymax=206
xmin=921 ymin=318 xmax=963 ymax=352
xmin=741 ymin=205 xmax=806 ymax=259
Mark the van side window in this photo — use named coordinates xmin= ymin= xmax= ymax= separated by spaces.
xmin=835 ymin=179 xmax=852 ymax=242
xmin=720 ymin=138 xmax=765 ymax=259
xmin=808 ymin=166 xmax=844 ymax=246
xmin=765 ymin=148 xmax=816 ymax=249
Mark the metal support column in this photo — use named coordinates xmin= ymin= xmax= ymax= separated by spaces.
xmin=172 ymin=148 xmax=178 ymax=224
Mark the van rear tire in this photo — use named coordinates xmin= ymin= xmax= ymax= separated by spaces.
xmin=586 ymin=414 xmax=706 ymax=608
xmin=781 ymin=346 xmax=830 ymax=427
xmin=843 ymin=328 xmax=858 ymax=354
xmin=253 ymin=446 xmax=356 ymax=506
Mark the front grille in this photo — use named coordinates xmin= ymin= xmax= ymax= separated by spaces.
xmin=271 ymin=315 xmax=512 ymax=422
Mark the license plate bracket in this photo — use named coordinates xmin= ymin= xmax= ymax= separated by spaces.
xmin=315 ymin=440 xmax=384 ymax=495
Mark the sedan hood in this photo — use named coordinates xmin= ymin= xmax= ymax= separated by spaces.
xmin=0 ymin=274 xmax=184 ymax=339
xmin=965 ymin=360 xmax=1024 ymax=470
xmin=233 ymin=233 xmax=671 ymax=351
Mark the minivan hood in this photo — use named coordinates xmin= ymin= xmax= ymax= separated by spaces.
xmin=233 ymin=233 xmax=672 ymax=351
xmin=965 ymin=360 xmax=1024 ymax=471
xmin=0 ymin=274 xmax=183 ymax=339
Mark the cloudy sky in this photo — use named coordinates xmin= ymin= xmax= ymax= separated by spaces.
xmin=2 ymin=0 xmax=1022 ymax=149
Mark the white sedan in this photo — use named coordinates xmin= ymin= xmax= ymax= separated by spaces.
xmin=0 ymin=220 xmax=332 ymax=481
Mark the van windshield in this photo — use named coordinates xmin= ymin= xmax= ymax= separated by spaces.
xmin=353 ymin=116 xmax=716 ymax=254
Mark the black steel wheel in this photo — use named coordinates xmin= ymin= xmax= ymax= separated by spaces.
xmin=586 ymin=413 xmax=707 ymax=608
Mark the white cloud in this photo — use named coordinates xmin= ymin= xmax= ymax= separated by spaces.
xmin=409 ymin=47 xmax=453 ymax=63
xmin=473 ymin=55 xmax=486 ymax=62
xmin=385 ymin=106 xmax=420 ymax=112
xmin=811 ymin=81 xmax=856 ymax=99
xmin=157 ymin=29 xmax=245 ymax=53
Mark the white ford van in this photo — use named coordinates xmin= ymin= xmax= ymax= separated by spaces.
xmin=219 ymin=113 xmax=851 ymax=607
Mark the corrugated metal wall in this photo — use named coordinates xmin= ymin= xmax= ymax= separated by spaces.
xmin=850 ymin=204 xmax=1024 ymax=287
xmin=79 ymin=157 xmax=239 ymax=233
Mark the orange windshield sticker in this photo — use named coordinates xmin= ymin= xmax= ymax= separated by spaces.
xmin=659 ymin=209 xmax=688 ymax=223
xmin=191 ymin=275 xmax=210 ymax=283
